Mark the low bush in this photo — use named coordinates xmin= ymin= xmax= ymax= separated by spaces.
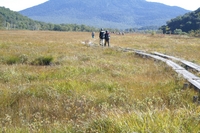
xmin=1 ymin=54 xmax=28 ymax=65
xmin=5 ymin=56 xmax=20 ymax=65
xmin=31 ymin=56 xmax=53 ymax=66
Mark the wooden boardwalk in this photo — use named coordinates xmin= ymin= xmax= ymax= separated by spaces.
xmin=123 ymin=48 xmax=200 ymax=90
xmin=153 ymin=52 xmax=200 ymax=72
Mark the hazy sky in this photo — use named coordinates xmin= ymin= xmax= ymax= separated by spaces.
xmin=0 ymin=0 xmax=199 ymax=11
xmin=146 ymin=0 xmax=200 ymax=11
xmin=0 ymin=0 xmax=48 ymax=11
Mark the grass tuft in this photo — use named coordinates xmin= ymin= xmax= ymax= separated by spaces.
xmin=31 ymin=56 xmax=53 ymax=66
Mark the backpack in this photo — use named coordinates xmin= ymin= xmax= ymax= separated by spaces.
xmin=100 ymin=31 xmax=105 ymax=39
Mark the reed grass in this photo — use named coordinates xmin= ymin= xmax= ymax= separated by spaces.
xmin=0 ymin=30 xmax=200 ymax=132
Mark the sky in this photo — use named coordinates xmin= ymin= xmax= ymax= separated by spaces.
xmin=0 ymin=0 xmax=199 ymax=11
xmin=146 ymin=0 xmax=200 ymax=11
xmin=0 ymin=0 xmax=49 ymax=11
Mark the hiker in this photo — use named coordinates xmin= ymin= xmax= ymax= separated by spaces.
xmin=99 ymin=28 xmax=105 ymax=46
xmin=91 ymin=32 xmax=95 ymax=38
xmin=105 ymin=30 xmax=110 ymax=47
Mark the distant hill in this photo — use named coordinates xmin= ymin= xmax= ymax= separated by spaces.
xmin=0 ymin=7 xmax=45 ymax=30
xmin=19 ymin=0 xmax=190 ymax=29
xmin=160 ymin=8 xmax=200 ymax=34
xmin=0 ymin=7 xmax=97 ymax=31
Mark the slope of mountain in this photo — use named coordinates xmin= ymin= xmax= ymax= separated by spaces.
xmin=160 ymin=8 xmax=200 ymax=33
xmin=20 ymin=0 xmax=190 ymax=28
xmin=0 ymin=7 xmax=42 ymax=29
xmin=0 ymin=7 xmax=97 ymax=31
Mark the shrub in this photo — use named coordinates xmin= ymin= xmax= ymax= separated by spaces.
xmin=189 ymin=30 xmax=200 ymax=37
xmin=5 ymin=56 xmax=20 ymax=65
xmin=2 ymin=54 xmax=28 ymax=65
xmin=174 ymin=29 xmax=182 ymax=35
xmin=31 ymin=56 xmax=53 ymax=66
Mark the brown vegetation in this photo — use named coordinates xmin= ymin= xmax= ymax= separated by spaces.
xmin=0 ymin=30 xmax=200 ymax=132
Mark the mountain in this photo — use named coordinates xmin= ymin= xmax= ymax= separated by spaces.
xmin=160 ymin=8 xmax=200 ymax=34
xmin=0 ymin=7 xmax=97 ymax=31
xmin=0 ymin=7 xmax=42 ymax=30
xmin=20 ymin=0 xmax=190 ymax=29
xmin=20 ymin=0 xmax=188 ymax=28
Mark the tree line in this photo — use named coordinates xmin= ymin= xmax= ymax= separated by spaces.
xmin=0 ymin=7 xmax=100 ymax=32
xmin=159 ymin=8 xmax=200 ymax=36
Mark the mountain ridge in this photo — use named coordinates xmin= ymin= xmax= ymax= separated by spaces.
xmin=20 ymin=0 xmax=190 ymax=28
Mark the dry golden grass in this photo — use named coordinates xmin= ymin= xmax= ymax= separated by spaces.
xmin=109 ymin=33 xmax=200 ymax=62
xmin=0 ymin=30 xmax=200 ymax=132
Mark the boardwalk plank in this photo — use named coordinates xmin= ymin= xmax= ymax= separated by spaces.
xmin=154 ymin=52 xmax=200 ymax=72
xmin=153 ymin=52 xmax=181 ymax=61
xmin=166 ymin=60 xmax=185 ymax=70
xmin=175 ymin=70 xmax=200 ymax=80
xmin=181 ymin=60 xmax=200 ymax=72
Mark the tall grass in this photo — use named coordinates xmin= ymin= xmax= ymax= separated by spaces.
xmin=0 ymin=30 xmax=200 ymax=132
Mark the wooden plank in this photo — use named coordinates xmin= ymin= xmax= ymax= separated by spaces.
xmin=175 ymin=70 xmax=200 ymax=80
xmin=153 ymin=52 xmax=181 ymax=61
xmin=166 ymin=60 xmax=185 ymax=70
xmin=187 ymin=79 xmax=200 ymax=90
xmin=135 ymin=51 xmax=151 ymax=58
xmin=181 ymin=60 xmax=200 ymax=72
xmin=123 ymin=48 xmax=145 ymax=53
xmin=154 ymin=52 xmax=200 ymax=72
xmin=136 ymin=51 xmax=168 ymax=62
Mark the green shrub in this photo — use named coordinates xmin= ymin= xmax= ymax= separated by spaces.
xmin=2 ymin=54 xmax=28 ymax=65
xmin=174 ymin=29 xmax=182 ymax=35
xmin=5 ymin=56 xmax=21 ymax=65
xmin=31 ymin=56 xmax=53 ymax=66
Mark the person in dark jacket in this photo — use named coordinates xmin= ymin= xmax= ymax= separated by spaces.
xmin=104 ymin=30 xmax=110 ymax=47
xmin=99 ymin=28 xmax=105 ymax=46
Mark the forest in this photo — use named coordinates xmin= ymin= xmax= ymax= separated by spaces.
xmin=160 ymin=8 xmax=200 ymax=36
xmin=0 ymin=7 xmax=99 ymax=32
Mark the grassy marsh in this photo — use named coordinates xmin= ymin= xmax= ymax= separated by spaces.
xmin=0 ymin=30 xmax=200 ymax=132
